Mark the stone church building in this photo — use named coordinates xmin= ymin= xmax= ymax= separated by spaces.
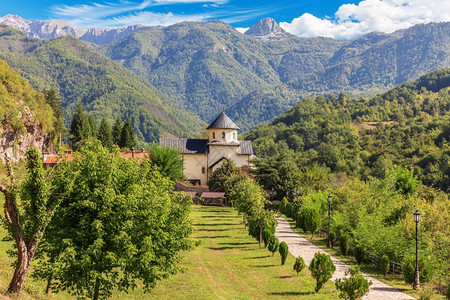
xmin=160 ymin=110 xmax=254 ymax=185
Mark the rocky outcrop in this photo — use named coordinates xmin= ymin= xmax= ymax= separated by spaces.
xmin=0 ymin=14 xmax=144 ymax=45
xmin=244 ymin=17 xmax=291 ymax=40
xmin=0 ymin=106 xmax=52 ymax=162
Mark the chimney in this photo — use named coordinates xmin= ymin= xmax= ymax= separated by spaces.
xmin=131 ymin=147 xmax=135 ymax=158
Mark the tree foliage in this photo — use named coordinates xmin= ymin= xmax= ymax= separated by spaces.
xmin=207 ymin=159 xmax=238 ymax=192
xmin=310 ymin=252 xmax=336 ymax=292
xmin=268 ymin=235 xmax=279 ymax=257
xmin=380 ymin=255 xmax=390 ymax=277
xmin=335 ymin=266 xmax=372 ymax=300
xmin=402 ymin=256 xmax=434 ymax=285
xmin=354 ymin=244 xmax=365 ymax=265
xmin=97 ymin=116 xmax=114 ymax=150
xmin=278 ymin=242 xmax=288 ymax=265
xmin=34 ymin=141 xmax=195 ymax=299
xmin=148 ymin=142 xmax=184 ymax=182
xmin=293 ymin=256 xmax=306 ymax=276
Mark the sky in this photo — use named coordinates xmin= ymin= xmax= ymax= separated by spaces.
xmin=1 ymin=0 xmax=449 ymax=40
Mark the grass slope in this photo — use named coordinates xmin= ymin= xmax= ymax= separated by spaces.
xmin=0 ymin=205 xmax=338 ymax=299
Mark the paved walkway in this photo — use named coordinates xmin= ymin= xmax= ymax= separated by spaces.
xmin=275 ymin=217 xmax=415 ymax=300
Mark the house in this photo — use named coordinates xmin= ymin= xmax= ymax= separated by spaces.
xmin=160 ymin=110 xmax=254 ymax=185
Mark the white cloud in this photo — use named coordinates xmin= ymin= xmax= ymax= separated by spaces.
xmin=280 ymin=0 xmax=450 ymax=40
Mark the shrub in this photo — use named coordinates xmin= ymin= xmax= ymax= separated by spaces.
xmin=402 ymin=255 xmax=434 ymax=285
xmin=279 ymin=197 xmax=288 ymax=214
xmin=293 ymin=256 xmax=306 ymax=276
xmin=335 ymin=266 xmax=372 ymax=300
xmin=340 ymin=234 xmax=349 ymax=256
xmin=262 ymin=228 xmax=272 ymax=248
xmin=354 ymin=244 xmax=365 ymax=265
xmin=310 ymin=252 xmax=336 ymax=292
xmin=418 ymin=285 xmax=434 ymax=300
xmin=446 ymin=284 xmax=450 ymax=299
xmin=380 ymin=255 xmax=390 ymax=277
xmin=285 ymin=203 xmax=294 ymax=218
xmin=297 ymin=208 xmax=308 ymax=232
xmin=268 ymin=235 xmax=279 ymax=256
xmin=279 ymin=242 xmax=289 ymax=265
xmin=306 ymin=208 xmax=322 ymax=238
xmin=329 ymin=231 xmax=337 ymax=248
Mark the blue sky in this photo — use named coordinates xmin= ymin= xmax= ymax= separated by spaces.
xmin=1 ymin=0 xmax=449 ymax=40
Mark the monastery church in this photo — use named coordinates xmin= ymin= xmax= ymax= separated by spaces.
xmin=160 ymin=110 xmax=254 ymax=185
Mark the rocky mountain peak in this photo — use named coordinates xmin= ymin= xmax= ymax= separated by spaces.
xmin=244 ymin=17 xmax=289 ymax=40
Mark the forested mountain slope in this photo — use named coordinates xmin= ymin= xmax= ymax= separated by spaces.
xmin=0 ymin=25 xmax=204 ymax=143
xmin=243 ymin=68 xmax=450 ymax=191
xmin=101 ymin=20 xmax=450 ymax=129
xmin=0 ymin=59 xmax=54 ymax=160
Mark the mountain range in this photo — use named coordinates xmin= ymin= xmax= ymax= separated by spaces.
xmin=1 ymin=15 xmax=449 ymax=134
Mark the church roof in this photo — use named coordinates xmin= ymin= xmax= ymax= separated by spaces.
xmin=206 ymin=111 xmax=240 ymax=130
xmin=159 ymin=138 xmax=208 ymax=154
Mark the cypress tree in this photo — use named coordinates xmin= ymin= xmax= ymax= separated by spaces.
xmin=97 ymin=116 xmax=114 ymax=150
xmin=119 ymin=117 xmax=137 ymax=149
xmin=88 ymin=115 xmax=97 ymax=138
xmin=69 ymin=102 xmax=91 ymax=150
xmin=112 ymin=117 xmax=123 ymax=146
xmin=43 ymin=85 xmax=67 ymax=147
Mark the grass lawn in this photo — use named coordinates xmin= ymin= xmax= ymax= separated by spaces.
xmin=0 ymin=205 xmax=338 ymax=299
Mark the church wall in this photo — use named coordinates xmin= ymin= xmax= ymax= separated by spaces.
xmin=182 ymin=154 xmax=208 ymax=185
xmin=209 ymin=129 xmax=237 ymax=143
xmin=208 ymin=145 xmax=250 ymax=168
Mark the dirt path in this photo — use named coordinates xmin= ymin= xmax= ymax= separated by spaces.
xmin=275 ymin=217 xmax=415 ymax=300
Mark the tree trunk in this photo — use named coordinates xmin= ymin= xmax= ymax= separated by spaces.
xmin=93 ymin=278 xmax=101 ymax=300
xmin=46 ymin=272 xmax=53 ymax=295
xmin=7 ymin=239 xmax=30 ymax=294
xmin=259 ymin=224 xmax=263 ymax=248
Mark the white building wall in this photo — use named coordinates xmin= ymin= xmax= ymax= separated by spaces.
xmin=209 ymin=129 xmax=238 ymax=143
xmin=208 ymin=145 xmax=250 ymax=168
xmin=182 ymin=154 xmax=208 ymax=185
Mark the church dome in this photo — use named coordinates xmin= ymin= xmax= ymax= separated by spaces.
xmin=206 ymin=111 xmax=240 ymax=130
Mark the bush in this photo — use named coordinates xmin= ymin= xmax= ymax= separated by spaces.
xmin=306 ymin=208 xmax=321 ymax=238
xmin=418 ymin=285 xmax=434 ymax=300
xmin=354 ymin=244 xmax=365 ymax=265
xmin=310 ymin=252 xmax=336 ymax=292
xmin=262 ymin=228 xmax=272 ymax=248
xmin=329 ymin=231 xmax=337 ymax=248
xmin=297 ymin=208 xmax=308 ymax=232
xmin=380 ymin=255 xmax=390 ymax=277
xmin=285 ymin=203 xmax=294 ymax=218
xmin=446 ymin=284 xmax=450 ymax=299
xmin=268 ymin=235 xmax=279 ymax=256
xmin=340 ymin=234 xmax=349 ymax=256
xmin=335 ymin=266 xmax=372 ymax=299
xmin=279 ymin=197 xmax=288 ymax=214
xmin=293 ymin=256 xmax=306 ymax=276
xmin=279 ymin=242 xmax=289 ymax=265
xmin=402 ymin=256 xmax=434 ymax=285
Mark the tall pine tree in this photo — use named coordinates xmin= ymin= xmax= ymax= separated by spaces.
xmin=98 ymin=116 xmax=114 ymax=150
xmin=43 ymin=85 xmax=67 ymax=148
xmin=88 ymin=115 xmax=97 ymax=138
xmin=119 ymin=117 xmax=137 ymax=149
xmin=69 ymin=102 xmax=91 ymax=150
xmin=112 ymin=117 xmax=123 ymax=146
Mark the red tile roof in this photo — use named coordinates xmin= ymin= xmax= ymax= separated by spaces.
xmin=200 ymin=192 xmax=226 ymax=199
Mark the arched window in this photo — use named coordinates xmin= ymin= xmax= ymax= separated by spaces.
xmin=222 ymin=132 xmax=225 ymax=140
xmin=233 ymin=132 xmax=236 ymax=140
xmin=213 ymin=132 xmax=215 ymax=139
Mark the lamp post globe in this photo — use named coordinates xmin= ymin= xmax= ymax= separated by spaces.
xmin=413 ymin=210 xmax=421 ymax=290
xmin=327 ymin=194 xmax=332 ymax=248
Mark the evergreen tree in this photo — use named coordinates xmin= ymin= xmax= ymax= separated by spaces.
xmin=97 ymin=116 xmax=114 ymax=150
xmin=69 ymin=102 xmax=91 ymax=150
xmin=112 ymin=116 xmax=123 ymax=146
xmin=119 ymin=117 xmax=137 ymax=149
xmin=88 ymin=115 xmax=97 ymax=138
xmin=43 ymin=85 xmax=67 ymax=147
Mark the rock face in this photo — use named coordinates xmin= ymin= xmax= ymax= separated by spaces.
xmin=0 ymin=106 xmax=52 ymax=162
xmin=0 ymin=14 xmax=144 ymax=45
xmin=245 ymin=17 xmax=291 ymax=40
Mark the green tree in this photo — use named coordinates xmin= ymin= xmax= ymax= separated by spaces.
xmin=293 ymin=256 xmax=306 ymax=276
xmin=34 ymin=141 xmax=195 ymax=299
xmin=380 ymin=255 xmax=390 ymax=277
xmin=97 ymin=116 xmax=114 ymax=150
xmin=119 ymin=117 xmax=137 ymax=149
xmin=148 ymin=142 xmax=184 ymax=182
xmin=354 ymin=244 xmax=365 ymax=265
xmin=43 ymin=85 xmax=67 ymax=148
xmin=111 ymin=116 xmax=123 ymax=145
xmin=88 ymin=114 xmax=97 ymax=138
xmin=310 ymin=252 xmax=336 ymax=292
xmin=335 ymin=266 xmax=372 ymax=299
xmin=279 ymin=242 xmax=289 ymax=265
xmin=207 ymin=159 xmax=238 ymax=192
xmin=0 ymin=148 xmax=67 ymax=295
xmin=268 ymin=235 xmax=279 ymax=256
xmin=340 ymin=234 xmax=349 ymax=256
xmin=402 ymin=256 xmax=434 ymax=285
xmin=69 ymin=102 xmax=91 ymax=150
xmin=306 ymin=207 xmax=322 ymax=238
xmin=262 ymin=227 xmax=272 ymax=248
xmin=247 ymin=206 xmax=277 ymax=248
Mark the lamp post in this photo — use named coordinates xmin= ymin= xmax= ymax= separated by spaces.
xmin=413 ymin=210 xmax=421 ymax=290
xmin=327 ymin=194 xmax=332 ymax=248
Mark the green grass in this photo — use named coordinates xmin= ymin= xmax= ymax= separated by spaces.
xmin=0 ymin=205 xmax=338 ymax=299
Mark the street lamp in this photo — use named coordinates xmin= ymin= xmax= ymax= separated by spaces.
xmin=327 ymin=194 xmax=332 ymax=248
xmin=413 ymin=210 xmax=421 ymax=290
